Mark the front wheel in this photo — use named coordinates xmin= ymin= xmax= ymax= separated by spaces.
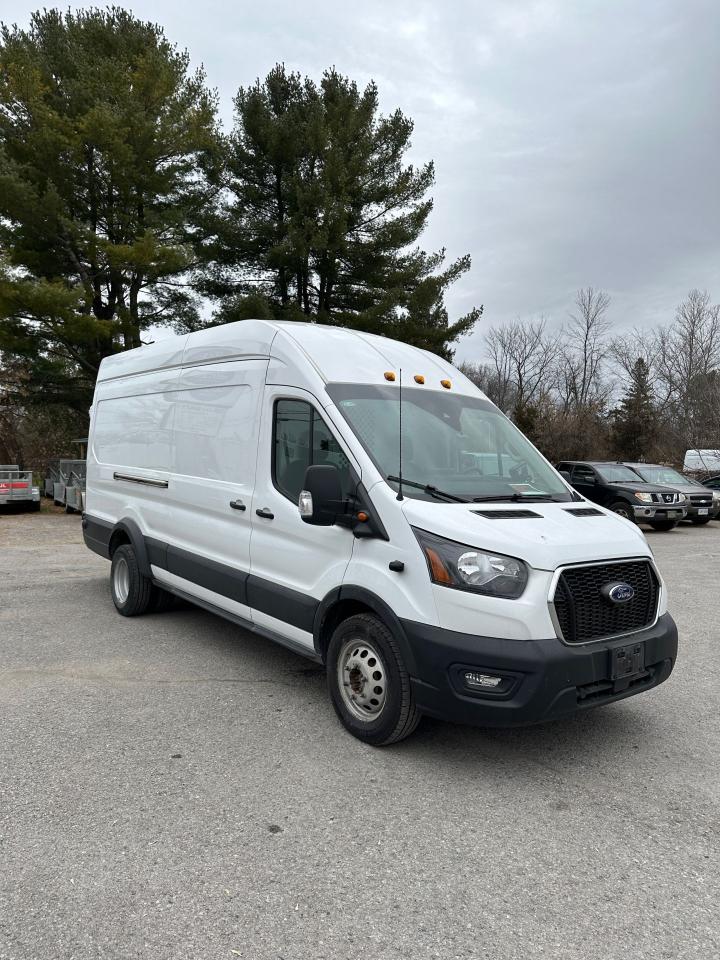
xmin=110 ymin=544 xmax=153 ymax=616
xmin=326 ymin=613 xmax=421 ymax=746
xmin=648 ymin=519 xmax=678 ymax=531
xmin=610 ymin=500 xmax=635 ymax=522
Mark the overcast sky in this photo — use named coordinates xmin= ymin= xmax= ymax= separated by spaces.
xmin=7 ymin=0 xmax=720 ymax=361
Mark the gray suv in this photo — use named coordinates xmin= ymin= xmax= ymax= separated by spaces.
xmin=624 ymin=463 xmax=720 ymax=525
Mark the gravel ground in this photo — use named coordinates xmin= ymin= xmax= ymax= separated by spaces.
xmin=0 ymin=505 xmax=718 ymax=960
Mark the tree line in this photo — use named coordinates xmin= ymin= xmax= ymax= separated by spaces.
xmin=1 ymin=8 xmax=716 ymax=473
xmin=460 ymin=287 xmax=720 ymax=467
xmin=0 ymin=7 xmax=481 ymax=462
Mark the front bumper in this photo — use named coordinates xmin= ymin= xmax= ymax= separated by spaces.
xmin=684 ymin=501 xmax=719 ymax=519
xmin=402 ymin=613 xmax=677 ymax=728
xmin=632 ymin=504 xmax=686 ymax=520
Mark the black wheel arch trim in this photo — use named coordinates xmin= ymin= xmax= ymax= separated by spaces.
xmin=112 ymin=518 xmax=152 ymax=576
xmin=314 ymin=584 xmax=419 ymax=675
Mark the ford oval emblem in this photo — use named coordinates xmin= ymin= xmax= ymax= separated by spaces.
xmin=602 ymin=582 xmax=635 ymax=604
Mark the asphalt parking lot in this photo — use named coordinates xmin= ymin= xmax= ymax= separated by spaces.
xmin=1 ymin=507 xmax=718 ymax=960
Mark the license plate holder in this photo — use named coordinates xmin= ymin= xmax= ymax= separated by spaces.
xmin=609 ymin=642 xmax=645 ymax=681
xmin=698 ymin=508 xmax=709 ymax=516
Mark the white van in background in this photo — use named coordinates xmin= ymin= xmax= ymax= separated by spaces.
xmin=83 ymin=320 xmax=678 ymax=744
xmin=683 ymin=449 xmax=720 ymax=473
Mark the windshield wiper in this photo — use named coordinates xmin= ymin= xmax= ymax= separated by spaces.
xmin=386 ymin=476 xmax=470 ymax=503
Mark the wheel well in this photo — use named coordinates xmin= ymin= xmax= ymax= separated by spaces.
xmin=317 ymin=599 xmax=376 ymax=662
xmin=108 ymin=529 xmax=130 ymax=558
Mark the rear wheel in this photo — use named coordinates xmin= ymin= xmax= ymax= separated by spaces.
xmin=327 ymin=613 xmax=420 ymax=746
xmin=151 ymin=586 xmax=176 ymax=612
xmin=690 ymin=516 xmax=711 ymax=525
xmin=648 ymin=518 xmax=678 ymax=531
xmin=610 ymin=500 xmax=635 ymax=522
xmin=110 ymin=543 xmax=153 ymax=616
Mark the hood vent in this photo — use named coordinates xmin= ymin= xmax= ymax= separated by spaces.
xmin=564 ymin=507 xmax=603 ymax=517
xmin=472 ymin=509 xmax=542 ymax=519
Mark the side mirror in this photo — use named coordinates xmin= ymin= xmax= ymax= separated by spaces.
xmin=559 ymin=470 xmax=572 ymax=482
xmin=299 ymin=464 xmax=343 ymax=526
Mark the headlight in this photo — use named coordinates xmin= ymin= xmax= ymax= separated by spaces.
xmin=634 ymin=492 xmax=654 ymax=503
xmin=712 ymin=491 xmax=720 ymax=501
xmin=413 ymin=529 xmax=528 ymax=599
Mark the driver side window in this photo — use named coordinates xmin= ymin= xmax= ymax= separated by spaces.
xmin=273 ymin=399 xmax=352 ymax=503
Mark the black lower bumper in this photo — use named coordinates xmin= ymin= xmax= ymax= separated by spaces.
xmin=401 ymin=613 xmax=678 ymax=728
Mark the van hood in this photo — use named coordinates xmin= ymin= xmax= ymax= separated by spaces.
xmin=400 ymin=499 xmax=650 ymax=571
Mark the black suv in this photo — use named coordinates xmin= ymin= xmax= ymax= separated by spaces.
xmin=557 ymin=461 xmax=687 ymax=531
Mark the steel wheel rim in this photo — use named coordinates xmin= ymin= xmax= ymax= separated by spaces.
xmin=337 ymin=637 xmax=388 ymax=722
xmin=614 ymin=505 xmax=632 ymax=519
xmin=113 ymin=556 xmax=130 ymax=604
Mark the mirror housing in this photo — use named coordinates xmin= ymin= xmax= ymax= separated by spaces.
xmin=299 ymin=464 xmax=343 ymax=526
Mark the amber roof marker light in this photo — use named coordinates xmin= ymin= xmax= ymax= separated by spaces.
xmin=440 ymin=379 xmax=452 ymax=389
xmin=414 ymin=374 xmax=425 ymax=384
xmin=384 ymin=371 xmax=396 ymax=382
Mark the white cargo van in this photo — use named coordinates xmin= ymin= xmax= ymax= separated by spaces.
xmin=83 ymin=320 xmax=677 ymax=744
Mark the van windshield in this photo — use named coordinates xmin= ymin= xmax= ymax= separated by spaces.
xmin=326 ymin=383 xmax=573 ymax=503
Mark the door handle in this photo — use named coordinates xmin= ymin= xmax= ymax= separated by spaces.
xmin=256 ymin=507 xmax=274 ymax=519
xmin=229 ymin=499 xmax=246 ymax=511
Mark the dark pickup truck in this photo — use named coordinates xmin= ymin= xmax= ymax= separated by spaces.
xmin=557 ymin=461 xmax=687 ymax=531
xmin=623 ymin=463 xmax=720 ymax=525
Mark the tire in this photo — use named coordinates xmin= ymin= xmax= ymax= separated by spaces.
xmin=648 ymin=519 xmax=678 ymax=531
xmin=610 ymin=500 xmax=635 ymax=522
xmin=690 ymin=516 xmax=711 ymax=525
xmin=151 ymin=586 xmax=176 ymax=613
xmin=65 ymin=505 xmax=76 ymax=514
xmin=326 ymin=613 xmax=421 ymax=746
xmin=110 ymin=543 xmax=153 ymax=616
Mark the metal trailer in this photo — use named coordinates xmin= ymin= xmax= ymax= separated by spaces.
xmin=0 ymin=465 xmax=41 ymax=511
xmin=63 ymin=461 xmax=87 ymax=514
xmin=44 ymin=459 xmax=61 ymax=497
xmin=53 ymin=459 xmax=72 ymax=506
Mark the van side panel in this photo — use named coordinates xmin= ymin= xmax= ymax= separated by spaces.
xmin=87 ymin=368 xmax=180 ymax=546
xmin=149 ymin=359 xmax=268 ymax=621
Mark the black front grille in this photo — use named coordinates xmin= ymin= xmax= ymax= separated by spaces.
xmin=690 ymin=494 xmax=712 ymax=503
xmin=553 ymin=560 xmax=659 ymax=644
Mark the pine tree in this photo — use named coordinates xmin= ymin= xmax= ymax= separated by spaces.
xmin=612 ymin=358 xmax=658 ymax=459
xmin=0 ymin=8 xmax=222 ymax=415
xmin=204 ymin=65 xmax=481 ymax=358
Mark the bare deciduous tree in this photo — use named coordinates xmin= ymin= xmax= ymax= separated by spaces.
xmin=457 ymin=361 xmax=507 ymax=409
xmin=655 ymin=290 xmax=720 ymax=404
xmin=483 ymin=316 xmax=556 ymax=415
xmin=558 ymin=287 xmax=612 ymax=409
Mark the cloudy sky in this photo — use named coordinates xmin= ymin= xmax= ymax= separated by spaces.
xmin=8 ymin=0 xmax=720 ymax=361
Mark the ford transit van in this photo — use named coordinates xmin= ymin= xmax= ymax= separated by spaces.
xmin=83 ymin=320 xmax=678 ymax=744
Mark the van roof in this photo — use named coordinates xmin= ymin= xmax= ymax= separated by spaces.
xmin=96 ymin=319 xmax=482 ymax=396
